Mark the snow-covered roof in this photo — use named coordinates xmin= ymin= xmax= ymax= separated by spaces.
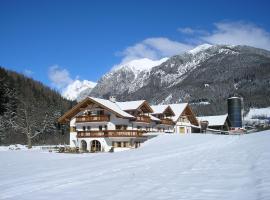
xmin=151 ymin=105 xmax=170 ymax=114
xmin=89 ymin=97 xmax=134 ymax=118
xmin=197 ymin=114 xmax=228 ymax=126
xmin=166 ymin=103 xmax=188 ymax=122
xmin=150 ymin=114 xmax=161 ymax=121
xmin=116 ymin=100 xmax=146 ymax=111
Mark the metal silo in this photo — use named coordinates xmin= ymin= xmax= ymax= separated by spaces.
xmin=227 ymin=97 xmax=243 ymax=128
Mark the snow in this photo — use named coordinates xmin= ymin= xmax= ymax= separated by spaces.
xmin=90 ymin=97 xmax=135 ymax=118
xmin=197 ymin=114 xmax=228 ymax=126
xmin=1 ymin=131 xmax=270 ymax=200
xmin=166 ymin=103 xmax=188 ymax=122
xmin=245 ymin=107 xmax=270 ymax=120
xmin=113 ymin=57 xmax=168 ymax=76
xmin=188 ymin=44 xmax=213 ymax=55
xmin=151 ymin=105 xmax=170 ymax=114
xmin=116 ymin=100 xmax=146 ymax=111
xmin=149 ymin=114 xmax=161 ymax=121
xmin=62 ymin=80 xmax=97 ymax=101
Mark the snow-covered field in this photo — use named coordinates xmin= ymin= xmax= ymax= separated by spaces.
xmin=1 ymin=131 xmax=270 ymax=200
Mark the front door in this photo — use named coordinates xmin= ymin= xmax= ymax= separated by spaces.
xmin=179 ymin=127 xmax=185 ymax=134
xmin=91 ymin=140 xmax=101 ymax=152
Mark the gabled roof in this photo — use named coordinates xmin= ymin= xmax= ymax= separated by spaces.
xmin=151 ymin=105 xmax=168 ymax=114
xmin=167 ymin=103 xmax=188 ymax=122
xmin=91 ymin=97 xmax=135 ymax=118
xmin=151 ymin=105 xmax=175 ymax=116
xmin=58 ymin=97 xmax=134 ymax=123
xmin=116 ymin=100 xmax=145 ymax=110
xmin=116 ymin=100 xmax=153 ymax=113
xmin=197 ymin=114 xmax=228 ymax=126
xmin=150 ymin=114 xmax=161 ymax=121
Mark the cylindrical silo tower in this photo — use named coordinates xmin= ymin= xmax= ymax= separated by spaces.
xmin=227 ymin=97 xmax=243 ymax=128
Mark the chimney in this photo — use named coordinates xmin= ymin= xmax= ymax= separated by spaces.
xmin=109 ymin=96 xmax=116 ymax=103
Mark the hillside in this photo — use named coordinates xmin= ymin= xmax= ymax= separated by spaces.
xmin=1 ymin=131 xmax=270 ymax=200
xmin=0 ymin=67 xmax=74 ymax=145
xmin=90 ymin=45 xmax=270 ymax=115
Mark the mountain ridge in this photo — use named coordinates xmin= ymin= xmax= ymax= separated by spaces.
xmin=89 ymin=44 xmax=270 ymax=115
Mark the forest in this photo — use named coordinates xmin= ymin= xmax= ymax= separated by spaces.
xmin=0 ymin=67 xmax=74 ymax=146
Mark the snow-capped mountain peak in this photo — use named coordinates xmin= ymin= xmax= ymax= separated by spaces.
xmin=188 ymin=44 xmax=213 ymax=55
xmin=113 ymin=57 xmax=169 ymax=74
xmin=62 ymin=80 xmax=97 ymax=101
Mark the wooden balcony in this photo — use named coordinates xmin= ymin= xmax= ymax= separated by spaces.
xmin=160 ymin=118 xmax=175 ymax=125
xmin=76 ymin=115 xmax=110 ymax=123
xmin=77 ymin=130 xmax=146 ymax=138
xmin=135 ymin=115 xmax=151 ymax=123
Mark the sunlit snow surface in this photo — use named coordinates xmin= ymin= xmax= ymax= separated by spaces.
xmin=1 ymin=131 xmax=270 ymax=200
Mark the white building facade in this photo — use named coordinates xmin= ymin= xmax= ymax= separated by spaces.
xmin=58 ymin=97 xmax=199 ymax=152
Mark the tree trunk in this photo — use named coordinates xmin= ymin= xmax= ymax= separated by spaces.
xmin=27 ymin=136 xmax=32 ymax=149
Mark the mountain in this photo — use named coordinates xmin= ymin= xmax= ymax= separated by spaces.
xmin=90 ymin=44 xmax=270 ymax=115
xmin=90 ymin=57 xmax=168 ymax=99
xmin=62 ymin=80 xmax=97 ymax=101
xmin=0 ymin=67 xmax=74 ymax=145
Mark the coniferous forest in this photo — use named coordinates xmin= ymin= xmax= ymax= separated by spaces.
xmin=0 ymin=67 xmax=75 ymax=145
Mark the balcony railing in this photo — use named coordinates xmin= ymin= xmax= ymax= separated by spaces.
xmin=76 ymin=115 xmax=110 ymax=123
xmin=160 ymin=118 xmax=175 ymax=125
xmin=135 ymin=115 xmax=151 ymax=123
xmin=77 ymin=130 xmax=146 ymax=138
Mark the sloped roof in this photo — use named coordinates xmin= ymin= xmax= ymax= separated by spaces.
xmin=151 ymin=105 xmax=169 ymax=114
xmin=167 ymin=103 xmax=188 ymax=122
xmin=116 ymin=100 xmax=146 ymax=111
xmin=90 ymin=97 xmax=134 ymax=118
xmin=116 ymin=100 xmax=153 ymax=113
xmin=58 ymin=97 xmax=134 ymax=123
xmin=197 ymin=114 xmax=228 ymax=126
xmin=150 ymin=114 xmax=161 ymax=121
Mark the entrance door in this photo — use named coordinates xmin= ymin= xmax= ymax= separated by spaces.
xmin=81 ymin=140 xmax=87 ymax=151
xmin=179 ymin=127 xmax=185 ymax=134
xmin=91 ymin=140 xmax=101 ymax=152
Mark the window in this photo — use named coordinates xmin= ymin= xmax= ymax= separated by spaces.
xmin=99 ymin=126 xmax=102 ymax=131
xmin=70 ymin=127 xmax=76 ymax=132
xmin=97 ymin=110 xmax=104 ymax=115
xmin=123 ymin=141 xmax=128 ymax=147
xmin=87 ymin=126 xmax=91 ymax=130
xmin=117 ymin=142 xmax=121 ymax=147
xmin=116 ymin=125 xmax=127 ymax=130
xmin=104 ymin=125 xmax=108 ymax=130
xmin=83 ymin=126 xmax=86 ymax=131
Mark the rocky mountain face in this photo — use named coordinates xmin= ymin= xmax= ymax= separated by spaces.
xmin=90 ymin=58 xmax=168 ymax=99
xmin=90 ymin=44 xmax=270 ymax=115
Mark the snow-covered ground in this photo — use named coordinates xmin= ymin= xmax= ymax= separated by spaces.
xmin=245 ymin=107 xmax=270 ymax=120
xmin=1 ymin=131 xmax=270 ymax=200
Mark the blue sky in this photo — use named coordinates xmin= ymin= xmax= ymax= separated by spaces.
xmin=1 ymin=0 xmax=270 ymax=92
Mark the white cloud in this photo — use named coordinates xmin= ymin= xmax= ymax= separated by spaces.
xmin=48 ymin=65 xmax=73 ymax=89
xmin=201 ymin=22 xmax=270 ymax=50
xmin=48 ymin=65 xmax=97 ymax=100
xmin=119 ymin=37 xmax=194 ymax=64
xmin=177 ymin=22 xmax=270 ymax=51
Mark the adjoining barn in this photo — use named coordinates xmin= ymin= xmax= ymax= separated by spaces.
xmin=197 ymin=114 xmax=231 ymax=132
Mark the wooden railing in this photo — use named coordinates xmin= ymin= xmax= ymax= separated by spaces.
xmin=77 ymin=130 xmax=146 ymax=138
xmin=76 ymin=115 xmax=110 ymax=123
xmin=135 ymin=115 xmax=151 ymax=123
xmin=160 ymin=118 xmax=175 ymax=125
